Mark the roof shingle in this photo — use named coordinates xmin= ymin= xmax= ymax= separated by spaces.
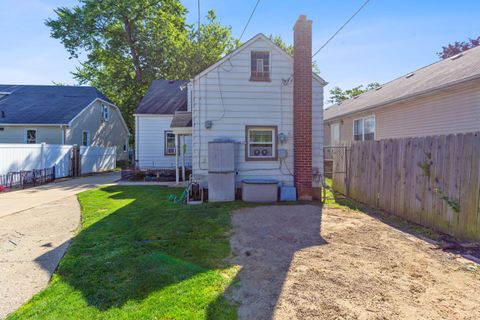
xmin=325 ymin=46 xmax=480 ymax=120
xmin=0 ymin=85 xmax=111 ymax=125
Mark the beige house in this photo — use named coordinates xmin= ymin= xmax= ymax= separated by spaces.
xmin=0 ymin=85 xmax=130 ymax=160
xmin=324 ymin=46 xmax=480 ymax=145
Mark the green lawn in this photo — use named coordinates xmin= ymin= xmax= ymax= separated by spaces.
xmin=8 ymin=186 xmax=251 ymax=320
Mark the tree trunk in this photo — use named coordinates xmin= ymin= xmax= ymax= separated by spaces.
xmin=123 ymin=16 xmax=142 ymax=81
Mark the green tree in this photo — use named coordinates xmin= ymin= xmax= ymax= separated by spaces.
xmin=269 ymin=35 xmax=321 ymax=74
xmin=328 ymin=82 xmax=380 ymax=104
xmin=46 ymin=0 xmax=234 ymax=129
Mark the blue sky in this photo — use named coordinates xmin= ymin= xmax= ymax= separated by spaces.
xmin=1 ymin=0 xmax=479 ymax=101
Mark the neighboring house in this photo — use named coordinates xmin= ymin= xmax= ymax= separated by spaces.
xmin=135 ymin=16 xmax=326 ymax=200
xmin=324 ymin=45 xmax=480 ymax=146
xmin=134 ymin=80 xmax=192 ymax=168
xmin=0 ymin=85 xmax=130 ymax=160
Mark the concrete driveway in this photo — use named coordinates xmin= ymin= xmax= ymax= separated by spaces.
xmin=0 ymin=172 xmax=120 ymax=319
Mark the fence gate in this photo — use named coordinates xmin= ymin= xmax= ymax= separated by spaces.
xmin=322 ymin=145 xmax=349 ymax=201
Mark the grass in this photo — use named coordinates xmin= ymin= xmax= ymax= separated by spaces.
xmin=8 ymin=186 xmax=252 ymax=320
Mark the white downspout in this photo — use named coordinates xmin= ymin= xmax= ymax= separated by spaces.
xmin=181 ymin=135 xmax=186 ymax=181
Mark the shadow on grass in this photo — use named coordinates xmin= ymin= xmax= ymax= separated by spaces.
xmin=207 ymin=204 xmax=327 ymax=319
xmin=27 ymin=186 xmax=254 ymax=319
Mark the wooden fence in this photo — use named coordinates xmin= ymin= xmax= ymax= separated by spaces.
xmin=332 ymin=132 xmax=480 ymax=240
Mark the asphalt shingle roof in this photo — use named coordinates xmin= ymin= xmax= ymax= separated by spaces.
xmin=170 ymin=111 xmax=192 ymax=128
xmin=135 ymin=80 xmax=188 ymax=115
xmin=0 ymin=85 xmax=111 ymax=125
xmin=325 ymin=46 xmax=480 ymax=121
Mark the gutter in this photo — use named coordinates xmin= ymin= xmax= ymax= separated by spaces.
xmin=325 ymin=74 xmax=480 ymax=122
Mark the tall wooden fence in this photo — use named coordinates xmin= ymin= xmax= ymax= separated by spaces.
xmin=332 ymin=132 xmax=480 ymax=240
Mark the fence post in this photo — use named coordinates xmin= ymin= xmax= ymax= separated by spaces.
xmin=71 ymin=145 xmax=80 ymax=177
xmin=41 ymin=142 xmax=46 ymax=170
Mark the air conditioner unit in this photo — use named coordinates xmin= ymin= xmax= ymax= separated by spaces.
xmin=250 ymin=146 xmax=272 ymax=157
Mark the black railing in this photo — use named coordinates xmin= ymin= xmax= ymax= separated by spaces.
xmin=0 ymin=166 xmax=56 ymax=190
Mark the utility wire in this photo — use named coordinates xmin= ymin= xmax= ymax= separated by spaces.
xmin=312 ymin=0 xmax=370 ymax=58
xmin=197 ymin=0 xmax=201 ymax=39
xmin=238 ymin=0 xmax=261 ymax=43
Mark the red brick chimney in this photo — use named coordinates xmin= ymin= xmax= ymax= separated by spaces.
xmin=293 ymin=15 xmax=313 ymax=200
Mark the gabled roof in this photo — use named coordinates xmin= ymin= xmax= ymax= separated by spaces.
xmin=135 ymin=80 xmax=188 ymax=115
xmin=0 ymin=85 xmax=111 ymax=125
xmin=193 ymin=33 xmax=327 ymax=86
xmin=325 ymin=45 xmax=480 ymax=121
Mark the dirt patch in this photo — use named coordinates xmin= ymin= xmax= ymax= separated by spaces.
xmin=228 ymin=205 xmax=480 ymax=320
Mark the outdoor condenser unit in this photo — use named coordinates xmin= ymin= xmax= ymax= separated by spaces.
xmin=207 ymin=140 xmax=236 ymax=202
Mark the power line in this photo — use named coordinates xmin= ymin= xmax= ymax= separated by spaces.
xmin=238 ymin=0 xmax=261 ymax=43
xmin=312 ymin=0 xmax=370 ymax=58
xmin=197 ymin=0 xmax=201 ymax=38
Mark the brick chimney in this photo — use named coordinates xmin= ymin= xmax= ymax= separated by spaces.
xmin=293 ymin=15 xmax=313 ymax=200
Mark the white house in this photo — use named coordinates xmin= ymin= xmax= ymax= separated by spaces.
xmin=135 ymin=15 xmax=326 ymax=200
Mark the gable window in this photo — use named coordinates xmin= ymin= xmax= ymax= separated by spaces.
xmin=331 ymin=123 xmax=340 ymax=145
xmin=164 ymin=131 xmax=176 ymax=156
xmin=245 ymin=126 xmax=277 ymax=161
xmin=250 ymin=51 xmax=270 ymax=81
xmin=25 ymin=129 xmax=37 ymax=144
xmin=123 ymin=137 xmax=129 ymax=152
xmin=82 ymin=130 xmax=90 ymax=146
xmin=353 ymin=116 xmax=375 ymax=141
xmin=101 ymin=104 xmax=110 ymax=121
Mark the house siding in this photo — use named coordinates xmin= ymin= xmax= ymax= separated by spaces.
xmin=0 ymin=126 xmax=62 ymax=144
xmin=324 ymin=81 xmax=480 ymax=144
xmin=192 ymin=36 xmax=324 ymax=187
xmin=66 ymin=100 xmax=129 ymax=160
xmin=135 ymin=115 xmax=192 ymax=169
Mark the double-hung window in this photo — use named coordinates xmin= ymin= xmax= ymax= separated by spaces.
xmin=245 ymin=126 xmax=277 ymax=161
xmin=353 ymin=116 xmax=375 ymax=141
xmin=82 ymin=130 xmax=90 ymax=146
xmin=25 ymin=129 xmax=37 ymax=144
xmin=164 ymin=131 xmax=176 ymax=155
xmin=331 ymin=123 xmax=340 ymax=145
xmin=250 ymin=51 xmax=270 ymax=81
xmin=101 ymin=104 xmax=110 ymax=121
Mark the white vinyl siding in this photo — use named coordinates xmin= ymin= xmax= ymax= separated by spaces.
xmin=192 ymin=36 xmax=324 ymax=187
xmin=135 ymin=115 xmax=192 ymax=169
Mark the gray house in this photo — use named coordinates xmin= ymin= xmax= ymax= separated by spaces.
xmin=0 ymin=85 xmax=130 ymax=160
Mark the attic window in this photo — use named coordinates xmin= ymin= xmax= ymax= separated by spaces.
xmin=101 ymin=104 xmax=110 ymax=121
xmin=405 ymin=73 xmax=415 ymax=79
xmin=250 ymin=51 xmax=270 ymax=81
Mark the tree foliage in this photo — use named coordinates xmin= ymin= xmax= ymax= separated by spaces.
xmin=328 ymin=82 xmax=380 ymax=105
xmin=437 ymin=36 xmax=480 ymax=59
xmin=46 ymin=0 xmax=234 ymax=129
xmin=268 ymin=35 xmax=321 ymax=74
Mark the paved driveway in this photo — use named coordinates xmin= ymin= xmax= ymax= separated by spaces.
xmin=0 ymin=172 xmax=120 ymax=319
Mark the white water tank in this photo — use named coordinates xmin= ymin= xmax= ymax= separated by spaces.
xmin=208 ymin=140 xmax=235 ymax=202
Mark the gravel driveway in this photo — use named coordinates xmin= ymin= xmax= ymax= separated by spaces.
xmin=228 ymin=205 xmax=480 ymax=319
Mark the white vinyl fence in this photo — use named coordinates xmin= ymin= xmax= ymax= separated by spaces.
xmin=0 ymin=143 xmax=116 ymax=178
xmin=0 ymin=143 xmax=72 ymax=178
xmin=80 ymin=146 xmax=116 ymax=174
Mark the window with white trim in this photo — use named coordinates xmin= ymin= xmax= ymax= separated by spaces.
xmin=353 ymin=116 xmax=375 ymax=141
xmin=164 ymin=131 xmax=176 ymax=155
xmin=250 ymin=51 xmax=270 ymax=81
xmin=25 ymin=129 xmax=37 ymax=144
xmin=246 ymin=126 xmax=277 ymax=160
xmin=123 ymin=137 xmax=128 ymax=152
xmin=101 ymin=104 xmax=110 ymax=121
xmin=331 ymin=123 xmax=340 ymax=145
xmin=82 ymin=130 xmax=90 ymax=146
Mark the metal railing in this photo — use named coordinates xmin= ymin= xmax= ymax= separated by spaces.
xmin=0 ymin=166 xmax=56 ymax=190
